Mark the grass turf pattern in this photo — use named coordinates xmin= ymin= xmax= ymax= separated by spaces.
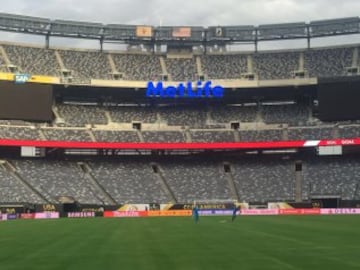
xmin=0 ymin=216 xmax=359 ymax=270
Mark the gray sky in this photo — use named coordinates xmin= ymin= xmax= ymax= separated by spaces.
xmin=1 ymin=0 xmax=359 ymax=26
xmin=0 ymin=0 xmax=359 ymax=49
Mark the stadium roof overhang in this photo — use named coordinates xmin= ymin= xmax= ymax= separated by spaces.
xmin=0 ymin=13 xmax=359 ymax=46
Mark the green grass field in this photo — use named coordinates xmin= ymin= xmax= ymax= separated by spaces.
xmin=0 ymin=215 xmax=359 ymax=270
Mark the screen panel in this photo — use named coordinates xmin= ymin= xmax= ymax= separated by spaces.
xmin=0 ymin=81 xmax=53 ymax=121
xmin=318 ymin=76 xmax=360 ymax=121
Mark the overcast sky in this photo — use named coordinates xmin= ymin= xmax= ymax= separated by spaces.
xmin=1 ymin=0 xmax=359 ymax=26
xmin=1 ymin=0 xmax=359 ymax=49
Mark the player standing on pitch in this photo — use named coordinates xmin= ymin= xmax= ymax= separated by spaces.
xmin=192 ymin=205 xmax=199 ymax=223
xmin=231 ymin=206 xmax=240 ymax=222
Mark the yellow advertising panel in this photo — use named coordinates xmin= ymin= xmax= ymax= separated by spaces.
xmin=0 ymin=72 xmax=59 ymax=84
xmin=136 ymin=26 xmax=153 ymax=37
xmin=172 ymin=27 xmax=191 ymax=38
xmin=0 ymin=72 xmax=14 ymax=81
xmin=27 ymin=75 xmax=59 ymax=84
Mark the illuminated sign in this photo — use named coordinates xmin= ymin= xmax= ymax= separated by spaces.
xmin=172 ymin=27 xmax=191 ymax=38
xmin=146 ymin=81 xmax=224 ymax=98
xmin=136 ymin=26 xmax=152 ymax=37
xmin=215 ymin=27 xmax=223 ymax=37
xmin=14 ymin=73 xmax=30 ymax=84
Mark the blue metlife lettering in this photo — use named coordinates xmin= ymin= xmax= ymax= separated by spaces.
xmin=146 ymin=81 xmax=224 ymax=98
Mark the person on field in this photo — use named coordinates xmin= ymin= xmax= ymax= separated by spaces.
xmin=192 ymin=205 xmax=199 ymax=223
xmin=232 ymin=206 xmax=240 ymax=222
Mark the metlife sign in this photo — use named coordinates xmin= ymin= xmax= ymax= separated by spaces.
xmin=146 ymin=81 xmax=224 ymax=98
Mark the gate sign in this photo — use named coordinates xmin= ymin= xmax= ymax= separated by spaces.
xmin=146 ymin=81 xmax=224 ymax=98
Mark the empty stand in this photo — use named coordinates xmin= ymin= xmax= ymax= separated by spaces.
xmin=164 ymin=58 xmax=197 ymax=82
xmin=108 ymin=106 xmax=157 ymax=124
xmin=0 ymin=43 xmax=357 ymax=81
xmin=142 ymin=131 xmax=186 ymax=143
xmin=211 ymin=105 xmax=258 ymax=124
xmin=261 ymin=103 xmax=310 ymax=126
xmin=93 ymin=130 xmax=140 ymax=142
xmin=201 ymin=54 xmax=247 ymax=79
xmin=254 ymin=51 xmax=299 ymax=80
xmin=240 ymin=129 xmax=284 ymax=142
xmin=112 ymin=53 xmax=162 ymax=81
xmin=58 ymin=50 xmax=112 ymax=83
xmin=287 ymin=126 xmax=335 ymax=140
xmin=89 ymin=160 xmax=170 ymax=203
xmin=0 ymin=155 xmax=357 ymax=204
xmin=303 ymin=157 xmax=360 ymax=200
xmin=160 ymin=159 xmax=232 ymax=202
xmin=12 ymin=160 xmax=105 ymax=204
xmin=190 ymin=130 xmax=235 ymax=142
xmin=3 ymin=44 xmax=60 ymax=76
xmin=232 ymin=158 xmax=295 ymax=202
xmin=0 ymin=126 xmax=41 ymax=140
xmin=159 ymin=106 xmax=208 ymax=128
xmin=57 ymin=104 xmax=108 ymax=127
xmin=42 ymin=128 xmax=93 ymax=141
xmin=304 ymin=47 xmax=353 ymax=78
xmin=0 ymin=162 xmax=44 ymax=203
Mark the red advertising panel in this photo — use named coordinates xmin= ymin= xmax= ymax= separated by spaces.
xmin=20 ymin=213 xmax=35 ymax=219
xmin=279 ymin=209 xmax=320 ymax=215
xmin=242 ymin=209 xmax=279 ymax=215
xmin=0 ymin=139 xmax=308 ymax=149
xmin=318 ymin=139 xmax=360 ymax=146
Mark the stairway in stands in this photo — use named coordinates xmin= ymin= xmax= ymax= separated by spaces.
xmin=2 ymin=160 xmax=48 ymax=203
